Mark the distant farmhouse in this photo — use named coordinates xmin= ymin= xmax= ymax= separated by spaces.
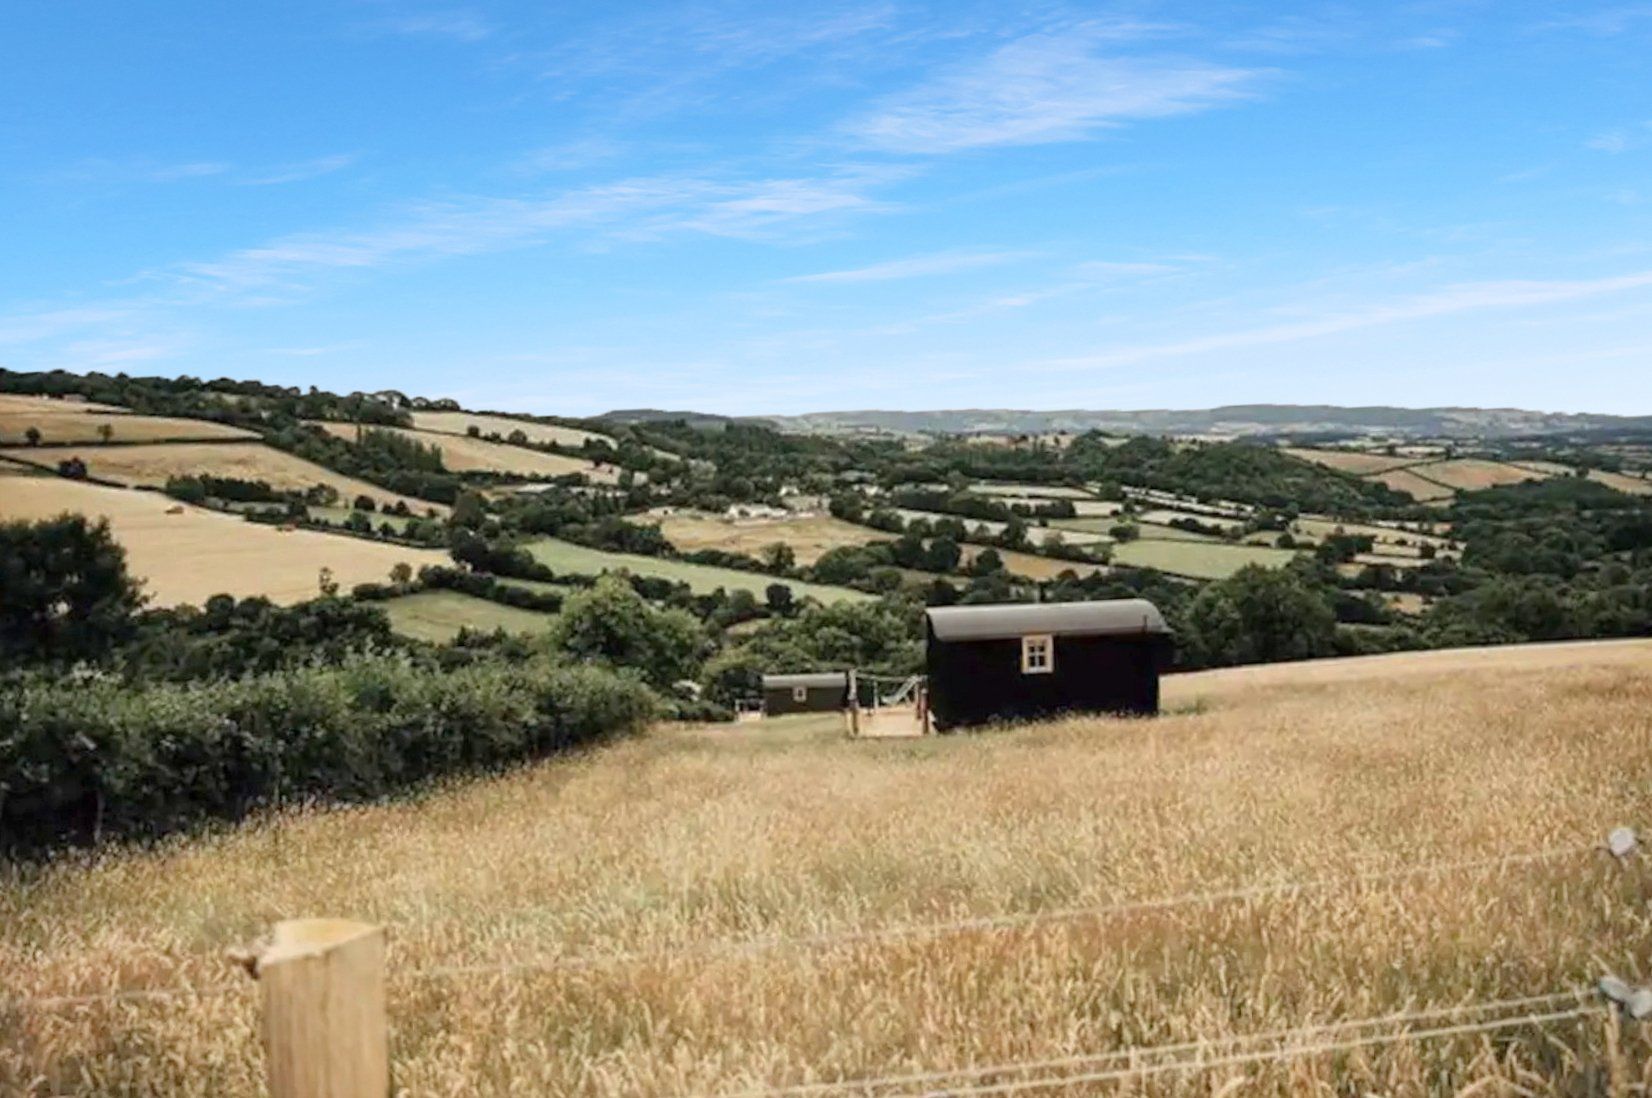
xmin=924 ymin=600 xmax=1172 ymax=730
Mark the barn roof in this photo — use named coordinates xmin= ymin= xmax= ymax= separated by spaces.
xmin=926 ymin=599 xmax=1169 ymax=642
xmin=762 ymin=672 xmax=849 ymax=689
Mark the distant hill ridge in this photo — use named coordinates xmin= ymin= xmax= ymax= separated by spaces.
xmin=599 ymin=405 xmax=1652 ymax=439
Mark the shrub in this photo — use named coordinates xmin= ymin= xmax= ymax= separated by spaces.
xmin=0 ymin=655 xmax=657 ymax=852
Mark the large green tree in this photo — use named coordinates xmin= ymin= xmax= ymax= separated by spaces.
xmin=0 ymin=515 xmax=146 ymax=663
xmin=550 ymin=575 xmax=705 ymax=688
xmin=1182 ymin=564 xmax=1337 ymax=668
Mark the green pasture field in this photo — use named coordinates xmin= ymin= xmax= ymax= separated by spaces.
xmin=381 ymin=589 xmax=559 ymax=644
xmin=1110 ymin=539 xmax=1299 ymax=580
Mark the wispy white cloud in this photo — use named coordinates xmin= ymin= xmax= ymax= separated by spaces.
xmin=146 ymin=161 xmax=232 ymax=182
xmin=240 ymin=154 xmax=359 ymax=185
xmin=846 ymin=26 xmax=1263 ymax=153
xmin=51 ymin=154 xmax=356 ymax=187
xmin=262 ymin=341 xmax=367 ymax=357
xmin=0 ymin=304 xmax=142 ymax=346
xmin=1042 ymin=269 xmax=1652 ymax=371
xmin=151 ymin=168 xmax=893 ymax=294
xmin=1533 ymin=6 xmax=1652 ymax=36
xmin=375 ymin=9 xmax=493 ymax=42
xmin=784 ymin=249 xmax=1027 ymax=284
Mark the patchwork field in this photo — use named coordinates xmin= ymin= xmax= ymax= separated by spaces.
xmin=1282 ymin=447 xmax=1416 ymax=474
xmin=959 ymin=544 xmax=1108 ymax=581
xmin=1111 ymin=538 xmax=1298 ymax=579
xmin=409 ymin=410 xmax=612 ymax=449
xmin=1405 ymin=458 xmax=1545 ymax=492
xmin=891 ymin=508 xmax=1110 ymax=549
xmin=7 ymin=640 xmax=1650 ymax=1095
xmin=0 ymin=399 xmax=254 ymax=445
xmin=0 ymin=477 xmax=446 ymax=606
xmin=1069 ymin=499 xmax=1127 ymax=517
xmin=1365 ymin=466 xmax=1456 ymax=501
xmin=0 ymin=441 xmax=444 ymax=515
xmin=0 ymin=393 xmax=125 ymax=415
xmin=524 ymin=537 xmax=871 ymax=603
xmin=1591 ymin=469 xmax=1652 ymax=495
xmin=650 ymin=510 xmax=882 ymax=565
xmin=1292 ymin=516 xmax=1454 ymax=549
xmin=1054 ymin=516 xmax=1224 ymax=543
xmin=1135 ymin=507 xmax=1242 ymax=529
xmin=311 ymin=422 xmax=617 ymax=482
xmin=967 ymin=482 xmax=1096 ymax=499
xmin=381 ymin=590 xmax=558 ymax=644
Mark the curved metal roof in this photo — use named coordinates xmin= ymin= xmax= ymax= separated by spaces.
xmin=762 ymin=672 xmax=850 ymax=689
xmin=926 ymin=599 xmax=1169 ymax=642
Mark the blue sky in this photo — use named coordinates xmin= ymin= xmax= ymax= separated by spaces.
xmin=3 ymin=2 xmax=1651 ymax=415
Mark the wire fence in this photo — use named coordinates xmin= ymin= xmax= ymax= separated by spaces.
xmin=6 ymin=830 xmax=1641 ymax=1097
xmin=706 ymin=990 xmax=1600 ymax=1097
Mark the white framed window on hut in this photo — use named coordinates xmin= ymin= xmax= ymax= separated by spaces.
xmin=792 ymin=685 xmax=808 ymax=702
xmin=1020 ymin=634 xmax=1054 ymax=674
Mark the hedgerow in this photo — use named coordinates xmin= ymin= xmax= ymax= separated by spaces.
xmin=0 ymin=655 xmax=656 ymax=853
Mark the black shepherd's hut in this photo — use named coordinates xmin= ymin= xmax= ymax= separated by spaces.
xmin=925 ymin=599 xmax=1172 ymax=730
xmin=761 ymin=672 xmax=850 ymax=716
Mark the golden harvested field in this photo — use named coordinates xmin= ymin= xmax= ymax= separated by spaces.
xmin=0 ymin=405 xmax=253 ymax=445
xmin=0 ymin=441 xmax=444 ymax=515
xmin=1365 ymin=466 xmax=1457 ymax=501
xmin=1510 ymin=460 xmax=1577 ymax=476
xmin=1069 ymin=499 xmax=1126 ymax=517
xmin=0 ymin=477 xmax=446 ymax=606
xmin=0 ymin=393 xmax=125 ymax=415
xmin=1404 ymin=458 xmax=1547 ymax=492
xmin=1282 ymin=447 xmax=1416 ymax=474
xmin=1591 ymin=469 xmax=1652 ymax=495
xmin=651 ymin=509 xmax=882 ymax=565
xmin=409 ymin=410 xmax=612 ymax=449
xmin=310 ymin=422 xmax=619 ymax=482
xmin=5 ymin=640 xmax=1651 ymax=1095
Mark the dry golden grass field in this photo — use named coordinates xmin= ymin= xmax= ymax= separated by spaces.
xmin=4 ymin=640 xmax=1651 ymax=1095
xmin=649 ymin=509 xmax=883 ymax=566
xmin=0 ymin=476 xmax=447 ymax=606
xmin=1281 ymin=447 xmax=1417 ymax=474
xmin=0 ymin=441 xmax=444 ymax=515
xmin=1405 ymin=459 xmax=1547 ymax=493
xmin=0 ymin=393 xmax=125 ymax=416
xmin=0 ymin=399 xmax=255 ymax=445
xmin=310 ymin=422 xmax=619 ymax=482
xmin=1365 ymin=466 xmax=1458 ymax=501
xmin=408 ymin=410 xmax=612 ymax=449
xmin=1591 ymin=469 xmax=1652 ymax=496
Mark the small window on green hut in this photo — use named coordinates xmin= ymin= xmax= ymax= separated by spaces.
xmin=793 ymin=685 xmax=808 ymax=702
xmin=1021 ymin=634 xmax=1054 ymax=674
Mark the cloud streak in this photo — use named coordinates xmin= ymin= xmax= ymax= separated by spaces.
xmin=846 ymin=27 xmax=1263 ymax=153
xmin=784 ymin=249 xmax=1027 ymax=284
xmin=125 ymin=168 xmax=895 ymax=296
xmin=375 ymin=9 xmax=493 ymax=42
xmin=1044 ymin=270 xmax=1652 ymax=371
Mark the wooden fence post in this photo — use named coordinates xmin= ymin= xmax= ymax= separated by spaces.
xmin=237 ymin=918 xmax=389 ymax=1098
